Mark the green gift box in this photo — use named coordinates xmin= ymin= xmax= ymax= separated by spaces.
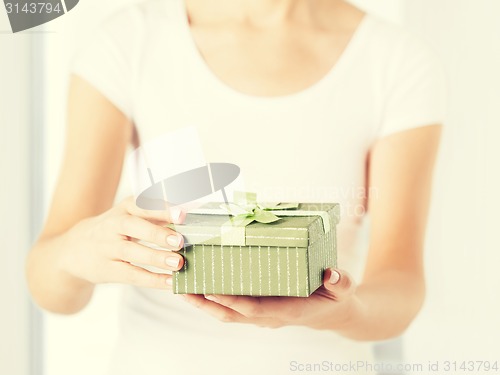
xmin=170 ymin=200 xmax=340 ymax=297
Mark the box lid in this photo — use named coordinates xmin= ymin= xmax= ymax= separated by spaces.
xmin=168 ymin=203 xmax=340 ymax=247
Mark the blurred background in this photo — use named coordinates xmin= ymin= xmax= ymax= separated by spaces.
xmin=1 ymin=0 xmax=499 ymax=374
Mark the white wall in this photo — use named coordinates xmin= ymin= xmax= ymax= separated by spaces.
xmin=402 ymin=0 xmax=500 ymax=363
xmin=0 ymin=9 xmax=37 ymax=375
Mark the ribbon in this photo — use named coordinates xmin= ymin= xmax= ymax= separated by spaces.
xmin=187 ymin=192 xmax=332 ymax=246
xmin=219 ymin=191 xmax=300 ymax=227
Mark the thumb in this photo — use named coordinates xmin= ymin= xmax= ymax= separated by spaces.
xmin=322 ymin=269 xmax=356 ymax=301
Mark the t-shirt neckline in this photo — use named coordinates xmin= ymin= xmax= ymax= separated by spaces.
xmin=175 ymin=0 xmax=371 ymax=102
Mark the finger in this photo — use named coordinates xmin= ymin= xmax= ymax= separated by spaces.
xmin=121 ymin=196 xmax=186 ymax=224
xmin=321 ymin=269 xmax=356 ymax=301
xmin=205 ymin=295 xmax=275 ymax=318
xmin=183 ymin=295 xmax=285 ymax=328
xmin=116 ymin=214 xmax=184 ymax=251
xmin=205 ymin=294 xmax=305 ymax=321
xmin=183 ymin=295 xmax=246 ymax=323
xmin=204 ymin=295 xmax=264 ymax=318
xmin=115 ymin=240 xmax=184 ymax=271
xmin=108 ymin=261 xmax=173 ymax=289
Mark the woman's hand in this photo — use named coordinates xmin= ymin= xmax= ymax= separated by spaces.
xmin=182 ymin=269 xmax=362 ymax=331
xmin=59 ymin=197 xmax=186 ymax=290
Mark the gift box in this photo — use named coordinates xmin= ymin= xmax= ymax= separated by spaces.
xmin=170 ymin=197 xmax=340 ymax=297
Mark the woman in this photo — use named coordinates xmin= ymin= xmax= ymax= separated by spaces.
xmin=27 ymin=0 xmax=446 ymax=373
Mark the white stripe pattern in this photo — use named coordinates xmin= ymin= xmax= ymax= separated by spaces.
xmin=258 ymin=245 xmax=262 ymax=295
xmin=277 ymin=247 xmax=281 ymax=295
xmin=230 ymin=245 xmax=234 ymax=295
xmin=249 ymin=246 xmax=252 ymax=295
xmin=267 ymin=246 xmax=271 ymax=295
xmin=221 ymin=245 xmax=224 ymax=294
xmin=286 ymin=248 xmax=291 ymax=296
xmin=239 ymin=246 xmax=243 ymax=294
xmin=211 ymin=245 xmax=215 ymax=293
xmin=202 ymin=244 xmax=206 ymax=293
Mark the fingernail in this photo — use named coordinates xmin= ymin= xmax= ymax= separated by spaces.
xmin=165 ymin=256 xmax=180 ymax=268
xmin=205 ymin=295 xmax=217 ymax=302
xmin=167 ymin=234 xmax=182 ymax=248
xmin=329 ymin=270 xmax=341 ymax=285
xmin=166 ymin=278 xmax=173 ymax=286
xmin=170 ymin=208 xmax=184 ymax=224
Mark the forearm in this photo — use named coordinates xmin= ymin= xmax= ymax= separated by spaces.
xmin=335 ymin=270 xmax=425 ymax=341
xmin=26 ymin=232 xmax=95 ymax=315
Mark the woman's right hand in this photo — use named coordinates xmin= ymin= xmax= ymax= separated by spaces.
xmin=59 ymin=197 xmax=185 ymax=290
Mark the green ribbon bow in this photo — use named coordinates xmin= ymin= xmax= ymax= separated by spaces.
xmin=220 ymin=192 xmax=299 ymax=227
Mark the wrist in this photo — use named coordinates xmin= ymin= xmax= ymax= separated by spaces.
xmin=27 ymin=233 xmax=95 ymax=314
xmin=306 ymin=294 xmax=366 ymax=332
xmin=334 ymin=294 xmax=366 ymax=333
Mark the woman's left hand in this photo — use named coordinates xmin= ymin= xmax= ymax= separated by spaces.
xmin=182 ymin=269 xmax=361 ymax=330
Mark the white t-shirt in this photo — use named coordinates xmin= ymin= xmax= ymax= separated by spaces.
xmin=71 ymin=1 xmax=446 ymax=374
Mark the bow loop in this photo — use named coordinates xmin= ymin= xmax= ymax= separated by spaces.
xmin=220 ymin=192 xmax=299 ymax=226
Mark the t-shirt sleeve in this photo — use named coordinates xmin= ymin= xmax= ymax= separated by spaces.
xmin=70 ymin=7 xmax=143 ymax=120
xmin=378 ymin=33 xmax=448 ymax=138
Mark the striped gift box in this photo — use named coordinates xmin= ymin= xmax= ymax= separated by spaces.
xmin=172 ymin=203 xmax=339 ymax=297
